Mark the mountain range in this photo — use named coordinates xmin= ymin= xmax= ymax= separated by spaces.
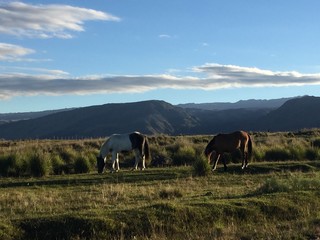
xmin=0 ymin=96 xmax=319 ymax=139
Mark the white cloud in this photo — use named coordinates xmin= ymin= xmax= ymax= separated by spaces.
xmin=0 ymin=43 xmax=34 ymax=61
xmin=0 ymin=2 xmax=120 ymax=38
xmin=1 ymin=64 xmax=320 ymax=99
xmin=193 ymin=63 xmax=320 ymax=87
xmin=159 ymin=34 xmax=171 ymax=38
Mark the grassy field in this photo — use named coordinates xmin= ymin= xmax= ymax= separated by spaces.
xmin=1 ymin=162 xmax=320 ymax=239
xmin=1 ymin=131 xmax=320 ymax=239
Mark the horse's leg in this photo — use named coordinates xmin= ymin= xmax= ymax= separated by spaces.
xmin=110 ymin=152 xmax=116 ymax=172
xmin=207 ymin=152 xmax=212 ymax=164
xmin=212 ymin=153 xmax=221 ymax=171
xmin=243 ymin=151 xmax=248 ymax=169
xmin=132 ymin=149 xmax=140 ymax=171
xmin=111 ymin=151 xmax=117 ymax=172
xmin=223 ymin=156 xmax=227 ymax=172
xmin=141 ymin=155 xmax=146 ymax=170
xmin=240 ymin=145 xmax=247 ymax=170
xmin=115 ymin=153 xmax=120 ymax=172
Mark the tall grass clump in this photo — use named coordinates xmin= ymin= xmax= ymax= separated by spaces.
xmin=192 ymin=154 xmax=211 ymax=176
xmin=0 ymin=153 xmax=27 ymax=177
xmin=255 ymin=174 xmax=320 ymax=195
xmin=57 ymin=147 xmax=77 ymax=174
xmin=74 ymin=155 xmax=91 ymax=174
xmin=172 ymin=146 xmax=196 ymax=166
xmin=255 ymin=177 xmax=290 ymax=194
xmin=29 ymin=151 xmax=51 ymax=177
xmin=150 ymin=146 xmax=171 ymax=167
xmin=51 ymin=155 xmax=65 ymax=175
xmin=305 ymin=148 xmax=320 ymax=160
xmin=312 ymin=138 xmax=320 ymax=148
xmin=264 ymin=147 xmax=291 ymax=161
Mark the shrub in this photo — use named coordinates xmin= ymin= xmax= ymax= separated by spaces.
xmin=312 ymin=138 xmax=320 ymax=148
xmin=305 ymin=148 xmax=320 ymax=160
xmin=193 ymin=155 xmax=211 ymax=177
xmin=289 ymin=146 xmax=305 ymax=160
xmin=51 ymin=155 xmax=65 ymax=175
xmin=86 ymin=151 xmax=99 ymax=169
xmin=29 ymin=151 xmax=51 ymax=177
xmin=252 ymin=147 xmax=265 ymax=162
xmin=74 ymin=155 xmax=91 ymax=174
xmin=150 ymin=146 xmax=171 ymax=167
xmin=0 ymin=153 xmax=27 ymax=177
xmin=58 ymin=147 xmax=77 ymax=164
xmin=264 ymin=148 xmax=291 ymax=161
xmin=172 ymin=146 xmax=196 ymax=166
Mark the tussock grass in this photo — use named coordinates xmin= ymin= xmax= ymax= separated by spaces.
xmin=1 ymin=130 xmax=320 ymax=177
xmin=1 ymin=131 xmax=320 ymax=239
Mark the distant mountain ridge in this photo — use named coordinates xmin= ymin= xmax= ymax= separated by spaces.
xmin=178 ymin=97 xmax=292 ymax=110
xmin=253 ymin=96 xmax=320 ymax=131
xmin=0 ymin=109 xmax=73 ymax=125
xmin=0 ymin=101 xmax=199 ymax=139
xmin=0 ymin=96 xmax=319 ymax=139
xmin=1 ymin=97 xmax=293 ymax=123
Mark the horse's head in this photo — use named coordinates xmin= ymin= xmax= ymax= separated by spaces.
xmin=96 ymin=156 xmax=106 ymax=174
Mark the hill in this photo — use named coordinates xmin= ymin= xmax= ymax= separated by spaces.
xmin=0 ymin=109 xmax=73 ymax=125
xmin=0 ymin=96 xmax=320 ymax=139
xmin=178 ymin=97 xmax=292 ymax=110
xmin=0 ymin=100 xmax=199 ymax=139
xmin=253 ymin=96 xmax=320 ymax=131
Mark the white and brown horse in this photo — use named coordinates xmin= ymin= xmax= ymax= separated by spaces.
xmin=204 ymin=131 xmax=252 ymax=171
xmin=97 ymin=132 xmax=150 ymax=173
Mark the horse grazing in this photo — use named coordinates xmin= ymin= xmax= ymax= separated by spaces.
xmin=204 ymin=131 xmax=252 ymax=171
xmin=97 ymin=131 xmax=150 ymax=173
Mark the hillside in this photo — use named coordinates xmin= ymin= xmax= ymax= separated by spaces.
xmin=178 ymin=97 xmax=292 ymax=110
xmin=0 ymin=109 xmax=73 ymax=124
xmin=0 ymin=96 xmax=320 ymax=139
xmin=0 ymin=100 xmax=199 ymax=139
xmin=253 ymin=96 xmax=320 ymax=131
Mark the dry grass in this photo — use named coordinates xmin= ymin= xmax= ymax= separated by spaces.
xmin=1 ymin=164 xmax=320 ymax=239
xmin=1 ymin=131 xmax=320 ymax=239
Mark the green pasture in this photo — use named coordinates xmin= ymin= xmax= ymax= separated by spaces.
xmin=0 ymin=131 xmax=320 ymax=239
xmin=0 ymin=162 xmax=320 ymax=239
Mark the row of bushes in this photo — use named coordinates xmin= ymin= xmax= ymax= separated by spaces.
xmin=1 ymin=133 xmax=320 ymax=177
xmin=0 ymin=150 xmax=96 ymax=177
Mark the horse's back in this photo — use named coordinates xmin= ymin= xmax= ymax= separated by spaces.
xmin=107 ymin=133 xmax=132 ymax=151
xmin=214 ymin=131 xmax=249 ymax=152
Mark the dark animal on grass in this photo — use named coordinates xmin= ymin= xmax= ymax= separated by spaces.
xmin=97 ymin=131 xmax=150 ymax=173
xmin=204 ymin=131 xmax=252 ymax=172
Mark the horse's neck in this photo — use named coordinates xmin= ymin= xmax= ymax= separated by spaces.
xmin=99 ymin=140 xmax=110 ymax=158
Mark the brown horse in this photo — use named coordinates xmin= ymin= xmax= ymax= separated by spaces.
xmin=204 ymin=131 xmax=252 ymax=171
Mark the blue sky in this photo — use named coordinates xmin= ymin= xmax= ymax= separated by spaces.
xmin=1 ymin=1 xmax=320 ymax=113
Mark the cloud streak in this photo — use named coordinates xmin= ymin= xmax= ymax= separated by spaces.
xmin=1 ymin=64 xmax=320 ymax=99
xmin=0 ymin=43 xmax=34 ymax=61
xmin=0 ymin=2 xmax=120 ymax=38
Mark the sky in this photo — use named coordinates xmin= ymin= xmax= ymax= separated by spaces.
xmin=1 ymin=0 xmax=320 ymax=113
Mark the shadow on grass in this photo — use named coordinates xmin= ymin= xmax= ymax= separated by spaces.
xmin=214 ymin=161 xmax=319 ymax=175
xmin=0 ymin=167 xmax=191 ymax=189
xmin=1 ymin=161 xmax=319 ymax=189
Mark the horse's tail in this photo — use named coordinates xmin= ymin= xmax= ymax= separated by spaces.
xmin=247 ymin=134 xmax=253 ymax=160
xmin=143 ymin=136 xmax=151 ymax=161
